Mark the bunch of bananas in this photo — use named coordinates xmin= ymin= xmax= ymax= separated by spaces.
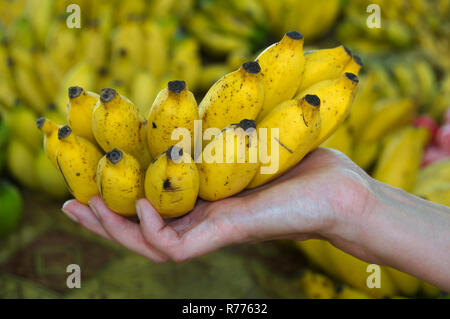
xmin=187 ymin=0 xmax=342 ymax=53
xmin=299 ymin=52 xmax=450 ymax=301
xmin=337 ymin=0 xmax=450 ymax=64
xmin=35 ymin=31 xmax=361 ymax=219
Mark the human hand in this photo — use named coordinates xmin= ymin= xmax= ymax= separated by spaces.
xmin=62 ymin=148 xmax=376 ymax=263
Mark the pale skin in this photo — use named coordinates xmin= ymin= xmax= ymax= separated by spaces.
xmin=62 ymin=148 xmax=450 ymax=291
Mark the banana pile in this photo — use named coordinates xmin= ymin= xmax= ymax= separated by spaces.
xmin=299 ymin=53 xmax=450 ymax=300
xmin=337 ymin=0 xmax=450 ymax=67
xmin=35 ymin=31 xmax=361 ymax=219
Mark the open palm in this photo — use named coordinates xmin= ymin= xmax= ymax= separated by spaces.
xmin=62 ymin=148 xmax=373 ymax=263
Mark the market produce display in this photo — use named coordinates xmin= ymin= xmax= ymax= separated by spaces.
xmin=0 ymin=0 xmax=449 ymax=299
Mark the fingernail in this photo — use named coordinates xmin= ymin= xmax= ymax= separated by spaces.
xmin=89 ymin=201 xmax=101 ymax=221
xmin=62 ymin=200 xmax=78 ymax=223
xmin=135 ymin=201 xmax=142 ymax=220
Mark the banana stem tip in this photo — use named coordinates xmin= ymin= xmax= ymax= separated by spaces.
xmin=168 ymin=80 xmax=186 ymax=93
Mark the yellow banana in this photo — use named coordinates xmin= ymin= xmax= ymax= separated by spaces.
xmin=7 ymin=104 xmax=42 ymax=152
xmin=321 ymin=123 xmax=353 ymax=158
xmin=33 ymin=51 xmax=62 ymax=102
xmin=385 ymin=267 xmax=421 ymax=296
xmin=351 ymin=141 xmax=380 ymax=171
xmin=373 ymin=126 xmax=428 ymax=192
xmin=421 ymin=281 xmax=442 ymax=298
xmin=147 ymin=80 xmax=199 ymax=159
xmin=198 ymin=120 xmax=259 ymax=201
xmin=199 ymin=61 xmax=264 ymax=134
xmin=255 ymin=31 xmax=305 ymax=121
xmin=96 ymin=148 xmax=144 ymax=217
xmin=80 ymin=22 xmax=107 ymax=70
xmin=284 ymin=0 xmax=341 ymax=41
xmin=56 ymin=61 xmax=96 ymax=114
xmin=247 ymin=95 xmax=321 ymax=189
xmin=326 ymin=243 xmax=398 ymax=298
xmin=299 ymin=269 xmax=336 ymax=299
xmin=56 ymin=125 xmax=103 ymax=204
xmin=295 ymin=239 xmax=340 ymax=278
xmin=341 ymin=54 xmax=363 ymax=75
xmin=298 ymin=72 xmax=360 ymax=149
xmin=67 ymin=86 xmax=99 ymax=144
xmin=198 ymin=64 xmax=231 ymax=92
xmin=144 ymin=146 xmax=199 ymax=218
xmin=359 ymin=98 xmax=415 ymax=143
xmin=92 ymin=88 xmax=152 ymax=168
xmin=335 ymin=284 xmax=373 ymax=299
xmin=12 ymin=52 xmax=48 ymax=113
xmin=36 ymin=117 xmax=60 ymax=167
xmin=130 ymin=70 xmax=158 ymax=117
xmin=171 ymin=38 xmax=201 ymax=91
xmin=46 ymin=19 xmax=78 ymax=73
xmin=33 ymin=149 xmax=69 ymax=199
xmin=296 ymin=45 xmax=352 ymax=94
xmin=142 ymin=20 xmax=169 ymax=78
xmin=6 ymin=138 xmax=38 ymax=189
xmin=347 ymin=72 xmax=380 ymax=137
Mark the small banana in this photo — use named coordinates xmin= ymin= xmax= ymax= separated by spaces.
xmin=92 ymin=88 xmax=152 ymax=168
xmin=199 ymin=61 xmax=264 ymax=134
xmin=255 ymin=31 xmax=305 ymax=121
xmin=385 ymin=267 xmax=421 ymax=296
xmin=326 ymin=243 xmax=398 ymax=298
xmin=247 ymin=95 xmax=321 ymax=189
xmin=55 ymin=61 xmax=96 ymax=114
xmin=198 ymin=120 xmax=259 ymax=201
xmin=295 ymin=239 xmax=340 ymax=278
xmin=360 ymin=98 xmax=416 ymax=143
xmin=347 ymin=72 xmax=380 ymax=137
xmin=296 ymin=45 xmax=353 ymax=94
xmin=145 ymin=146 xmax=199 ymax=218
xmin=298 ymin=72 xmax=360 ymax=150
xmin=36 ymin=117 xmax=60 ymax=167
xmin=6 ymin=138 xmax=38 ymax=189
xmin=130 ymin=70 xmax=158 ymax=117
xmin=56 ymin=125 xmax=103 ymax=204
xmin=96 ymin=148 xmax=144 ymax=217
xmin=67 ymin=86 xmax=99 ymax=144
xmin=321 ymin=123 xmax=353 ymax=158
xmin=351 ymin=141 xmax=380 ymax=171
xmin=147 ymin=80 xmax=199 ymax=159
xmin=373 ymin=126 xmax=428 ymax=192
xmin=7 ymin=104 xmax=42 ymax=152
xmin=299 ymin=269 xmax=336 ymax=299
xmin=33 ymin=149 xmax=69 ymax=199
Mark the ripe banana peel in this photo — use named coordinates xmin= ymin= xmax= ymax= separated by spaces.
xmin=92 ymin=88 xmax=152 ymax=168
xmin=145 ymin=146 xmax=199 ymax=218
xmin=296 ymin=45 xmax=353 ymax=94
xmin=67 ymin=86 xmax=99 ymax=144
xmin=97 ymin=148 xmax=144 ymax=216
xmin=147 ymin=81 xmax=199 ymax=159
xmin=359 ymin=97 xmax=415 ymax=144
xmin=36 ymin=117 xmax=60 ymax=167
xmin=300 ymin=269 xmax=336 ymax=299
xmin=199 ymin=61 xmax=264 ymax=135
xmin=56 ymin=125 xmax=103 ymax=204
xmin=321 ymin=123 xmax=353 ymax=158
xmin=298 ymin=72 xmax=360 ymax=149
xmin=198 ymin=120 xmax=259 ymax=201
xmin=373 ymin=126 xmax=428 ymax=192
xmin=247 ymin=95 xmax=321 ymax=189
xmin=255 ymin=31 xmax=305 ymax=121
xmin=326 ymin=243 xmax=398 ymax=298
xmin=34 ymin=149 xmax=69 ymax=199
